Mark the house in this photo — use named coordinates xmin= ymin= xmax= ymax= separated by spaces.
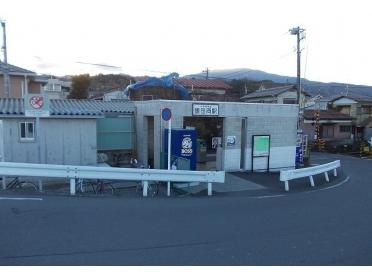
xmin=0 ymin=62 xmax=46 ymax=97
xmin=302 ymin=109 xmax=353 ymax=143
xmin=240 ymin=85 xmax=309 ymax=107
xmin=330 ymin=92 xmax=372 ymax=140
xmin=90 ymin=89 xmax=129 ymax=101
xmin=0 ymin=98 xmax=135 ymax=166
xmin=177 ymin=78 xmax=232 ymax=101
xmin=40 ymin=76 xmax=72 ymax=99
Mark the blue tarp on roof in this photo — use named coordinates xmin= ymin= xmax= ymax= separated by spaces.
xmin=123 ymin=73 xmax=190 ymax=100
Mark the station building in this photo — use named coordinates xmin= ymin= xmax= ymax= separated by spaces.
xmin=135 ymin=100 xmax=298 ymax=172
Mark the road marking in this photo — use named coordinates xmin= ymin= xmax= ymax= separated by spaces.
xmin=316 ymin=175 xmax=350 ymax=191
xmin=0 ymin=197 xmax=43 ymax=201
xmin=255 ymin=194 xmax=285 ymax=199
xmin=304 ymin=175 xmax=350 ymax=194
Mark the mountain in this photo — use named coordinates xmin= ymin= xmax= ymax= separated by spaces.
xmin=185 ymin=68 xmax=372 ymax=98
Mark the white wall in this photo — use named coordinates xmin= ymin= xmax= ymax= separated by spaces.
xmin=2 ymin=118 xmax=97 ymax=165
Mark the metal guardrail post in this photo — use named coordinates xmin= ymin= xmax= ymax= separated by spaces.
xmin=2 ymin=176 xmax=5 ymax=190
xmin=309 ymin=175 xmax=315 ymax=187
xmin=324 ymin=171 xmax=329 ymax=182
xmin=70 ymin=178 xmax=76 ymax=195
xmin=208 ymin=182 xmax=212 ymax=196
xmin=143 ymin=181 xmax=148 ymax=197
xmin=285 ymin=181 xmax=289 ymax=192
xmin=333 ymin=169 xmax=337 ymax=177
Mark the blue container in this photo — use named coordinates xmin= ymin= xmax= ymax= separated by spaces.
xmin=164 ymin=129 xmax=197 ymax=170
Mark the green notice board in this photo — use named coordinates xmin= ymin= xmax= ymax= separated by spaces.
xmin=253 ymin=135 xmax=270 ymax=157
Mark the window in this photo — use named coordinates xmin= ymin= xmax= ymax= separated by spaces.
xmin=339 ymin=125 xmax=351 ymax=133
xmin=361 ymin=106 xmax=372 ymax=114
xmin=19 ymin=122 xmax=35 ymax=141
xmin=141 ymin=95 xmax=153 ymax=101
xmin=44 ymin=83 xmax=62 ymax=92
xmin=322 ymin=125 xmax=334 ymax=138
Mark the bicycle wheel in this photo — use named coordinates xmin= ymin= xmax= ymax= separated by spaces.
xmin=18 ymin=181 xmax=39 ymax=192
xmin=95 ymin=181 xmax=115 ymax=195
xmin=148 ymin=182 xmax=159 ymax=197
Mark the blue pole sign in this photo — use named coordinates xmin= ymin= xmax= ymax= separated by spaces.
xmin=162 ymin=108 xmax=172 ymax=121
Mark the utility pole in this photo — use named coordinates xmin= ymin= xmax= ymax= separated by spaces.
xmin=289 ymin=26 xmax=305 ymax=106
xmin=1 ymin=19 xmax=10 ymax=97
xmin=203 ymin=67 xmax=209 ymax=80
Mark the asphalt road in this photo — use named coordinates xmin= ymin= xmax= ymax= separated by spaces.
xmin=0 ymin=153 xmax=371 ymax=265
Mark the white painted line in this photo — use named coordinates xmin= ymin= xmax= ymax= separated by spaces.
xmin=255 ymin=194 xmax=285 ymax=199
xmin=317 ymin=176 xmax=350 ymax=191
xmin=0 ymin=197 xmax=43 ymax=201
xmin=304 ymin=175 xmax=350 ymax=194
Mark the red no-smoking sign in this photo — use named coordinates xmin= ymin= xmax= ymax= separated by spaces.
xmin=29 ymin=96 xmax=44 ymax=109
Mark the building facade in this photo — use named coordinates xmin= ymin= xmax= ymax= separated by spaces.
xmin=135 ymin=100 xmax=298 ymax=172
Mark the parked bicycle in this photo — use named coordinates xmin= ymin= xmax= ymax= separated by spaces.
xmin=76 ymin=178 xmax=96 ymax=194
xmin=5 ymin=177 xmax=38 ymax=192
xmin=136 ymin=180 xmax=161 ymax=197
xmin=76 ymin=178 xmax=115 ymax=195
xmin=94 ymin=179 xmax=116 ymax=195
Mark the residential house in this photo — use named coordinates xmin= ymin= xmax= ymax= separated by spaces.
xmin=90 ymin=89 xmax=129 ymax=101
xmin=302 ymin=109 xmax=353 ymax=144
xmin=330 ymin=92 xmax=372 ymax=140
xmin=240 ymin=85 xmax=309 ymax=107
xmin=0 ymin=62 xmax=46 ymax=97
xmin=40 ymin=76 xmax=72 ymax=99
xmin=177 ymin=78 xmax=232 ymax=101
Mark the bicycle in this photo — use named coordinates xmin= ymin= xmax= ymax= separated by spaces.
xmin=76 ymin=178 xmax=96 ymax=194
xmin=93 ymin=179 xmax=116 ymax=195
xmin=5 ymin=177 xmax=38 ymax=192
xmin=136 ymin=180 xmax=160 ymax=197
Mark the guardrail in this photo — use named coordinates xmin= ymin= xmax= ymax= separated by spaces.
xmin=0 ymin=162 xmax=225 ymax=196
xmin=280 ymin=160 xmax=341 ymax=191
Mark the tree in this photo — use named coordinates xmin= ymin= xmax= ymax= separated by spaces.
xmin=69 ymin=74 xmax=90 ymax=99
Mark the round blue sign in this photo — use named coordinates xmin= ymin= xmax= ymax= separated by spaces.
xmin=161 ymin=108 xmax=172 ymax=121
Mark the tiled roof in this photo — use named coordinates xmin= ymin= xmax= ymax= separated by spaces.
xmin=0 ymin=98 xmax=135 ymax=117
xmin=303 ymin=109 xmax=353 ymax=121
xmin=177 ymin=78 xmax=232 ymax=90
xmin=331 ymin=92 xmax=372 ymax=103
xmin=0 ymin=62 xmax=36 ymax=75
xmin=240 ymin=85 xmax=296 ymax=99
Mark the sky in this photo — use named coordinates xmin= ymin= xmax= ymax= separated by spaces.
xmin=1 ymin=0 xmax=372 ymax=85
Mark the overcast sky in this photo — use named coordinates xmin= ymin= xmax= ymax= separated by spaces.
xmin=1 ymin=0 xmax=372 ymax=85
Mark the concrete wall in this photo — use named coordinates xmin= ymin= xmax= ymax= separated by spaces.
xmin=244 ymin=116 xmax=297 ymax=171
xmin=135 ymin=100 xmax=298 ymax=171
xmin=221 ymin=117 xmax=242 ymax=171
xmin=2 ymin=118 xmax=97 ymax=165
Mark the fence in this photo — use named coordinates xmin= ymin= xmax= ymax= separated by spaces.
xmin=0 ymin=162 xmax=225 ymax=196
xmin=279 ymin=160 xmax=341 ymax=191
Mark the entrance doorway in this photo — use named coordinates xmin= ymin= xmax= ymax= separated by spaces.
xmin=183 ymin=117 xmax=223 ymax=170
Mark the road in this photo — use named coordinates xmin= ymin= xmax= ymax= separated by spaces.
xmin=0 ymin=153 xmax=371 ymax=265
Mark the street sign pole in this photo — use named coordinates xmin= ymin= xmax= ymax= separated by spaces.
xmin=161 ymin=107 xmax=172 ymax=197
xmin=36 ymin=116 xmax=43 ymax=192
xmin=167 ymin=118 xmax=172 ymax=196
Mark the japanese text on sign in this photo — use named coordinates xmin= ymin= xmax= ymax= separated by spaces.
xmin=192 ymin=104 xmax=219 ymax=116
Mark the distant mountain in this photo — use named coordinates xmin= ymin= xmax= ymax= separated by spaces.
xmin=185 ymin=68 xmax=372 ymax=98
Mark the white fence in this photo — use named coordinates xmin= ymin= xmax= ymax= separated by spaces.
xmin=0 ymin=162 xmax=225 ymax=196
xmin=280 ymin=160 xmax=341 ymax=191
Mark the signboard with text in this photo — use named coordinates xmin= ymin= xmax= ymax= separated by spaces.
xmin=192 ymin=103 xmax=219 ymax=116
xmin=252 ymin=135 xmax=270 ymax=157
xmin=24 ymin=94 xmax=50 ymax=117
